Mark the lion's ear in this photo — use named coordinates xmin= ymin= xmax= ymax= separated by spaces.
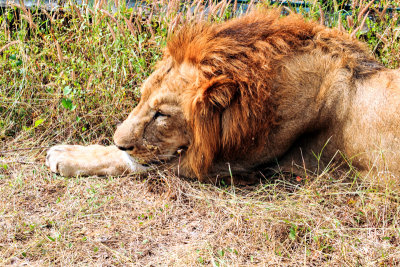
xmin=184 ymin=76 xmax=237 ymax=180
xmin=198 ymin=76 xmax=237 ymax=109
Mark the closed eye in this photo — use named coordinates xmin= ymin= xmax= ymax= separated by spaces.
xmin=154 ymin=111 xmax=168 ymax=119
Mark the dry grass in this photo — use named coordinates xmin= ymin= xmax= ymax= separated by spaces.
xmin=2 ymin=151 xmax=400 ymax=265
xmin=2 ymin=0 xmax=400 ymax=265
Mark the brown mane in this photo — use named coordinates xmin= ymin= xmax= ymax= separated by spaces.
xmin=166 ymin=10 xmax=382 ymax=179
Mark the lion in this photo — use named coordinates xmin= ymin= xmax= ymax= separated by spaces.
xmin=46 ymin=10 xmax=400 ymax=183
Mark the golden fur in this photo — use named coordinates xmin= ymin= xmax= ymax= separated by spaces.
xmin=47 ymin=10 xmax=400 ymax=183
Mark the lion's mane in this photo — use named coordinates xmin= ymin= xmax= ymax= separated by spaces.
xmin=166 ymin=10 xmax=382 ymax=179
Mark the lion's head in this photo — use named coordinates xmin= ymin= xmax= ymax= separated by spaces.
xmin=113 ymin=54 xmax=222 ymax=179
xmin=113 ymin=58 xmax=191 ymax=164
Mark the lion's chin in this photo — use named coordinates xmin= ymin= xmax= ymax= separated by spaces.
xmin=125 ymin=147 xmax=187 ymax=167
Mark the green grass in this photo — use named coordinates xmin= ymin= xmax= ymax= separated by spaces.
xmin=1 ymin=0 xmax=400 ymax=265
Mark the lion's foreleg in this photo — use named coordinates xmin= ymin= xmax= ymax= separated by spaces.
xmin=46 ymin=145 xmax=147 ymax=177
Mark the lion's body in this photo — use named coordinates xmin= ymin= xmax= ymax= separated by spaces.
xmin=47 ymin=11 xmax=400 ymax=182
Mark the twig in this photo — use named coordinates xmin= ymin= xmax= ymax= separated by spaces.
xmin=1 ymin=160 xmax=37 ymax=165
xmin=0 ymin=146 xmax=51 ymax=154
xmin=357 ymin=0 xmax=374 ymax=23
xmin=0 ymin=40 xmax=21 ymax=54
xmin=319 ymin=5 xmax=324 ymax=25
xmin=98 ymin=242 xmax=134 ymax=264
xmin=351 ymin=10 xmax=370 ymax=38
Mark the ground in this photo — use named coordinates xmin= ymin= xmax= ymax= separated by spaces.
xmin=2 ymin=149 xmax=400 ymax=265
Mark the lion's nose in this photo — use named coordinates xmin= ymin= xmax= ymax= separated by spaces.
xmin=113 ymin=120 xmax=136 ymax=151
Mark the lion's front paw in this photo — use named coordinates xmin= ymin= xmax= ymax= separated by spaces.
xmin=46 ymin=145 xmax=84 ymax=176
xmin=46 ymin=144 xmax=148 ymax=177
